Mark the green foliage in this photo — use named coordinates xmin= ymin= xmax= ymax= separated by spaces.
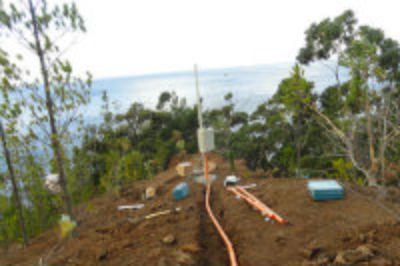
xmin=331 ymin=158 xmax=355 ymax=181
xmin=0 ymin=29 xmax=29 ymax=246
xmin=68 ymin=146 xmax=94 ymax=204
xmin=74 ymin=91 xmax=198 ymax=193
xmin=272 ymin=64 xmax=314 ymax=114
xmin=297 ymin=9 xmax=400 ymax=185
xmin=267 ymin=64 xmax=316 ymax=176
xmin=297 ymin=10 xmax=357 ymax=64
xmin=0 ymin=0 xmax=92 ymax=220
xmin=0 ymin=0 xmax=90 ymax=245
xmin=120 ymin=150 xmax=146 ymax=182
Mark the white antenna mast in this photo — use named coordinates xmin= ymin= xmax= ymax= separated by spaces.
xmin=194 ymin=64 xmax=204 ymax=129
xmin=194 ymin=64 xmax=215 ymax=185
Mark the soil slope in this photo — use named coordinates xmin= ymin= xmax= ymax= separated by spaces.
xmin=1 ymin=153 xmax=400 ymax=266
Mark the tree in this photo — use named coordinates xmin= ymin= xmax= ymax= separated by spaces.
xmin=0 ymin=48 xmax=28 ymax=246
xmin=115 ymin=102 xmax=146 ymax=144
xmin=0 ymin=0 xmax=91 ymax=217
xmin=271 ymin=64 xmax=315 ymax=176
xmin=242 ymin=104 xmax=286 ymax=171
xmin=298 ymin=10 xmax=400 ymax=186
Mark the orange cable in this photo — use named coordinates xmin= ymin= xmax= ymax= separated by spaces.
xmin=204 ymin=154 xmax=238 ymax=266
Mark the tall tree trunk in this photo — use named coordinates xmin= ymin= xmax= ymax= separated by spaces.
xmin=0 ymin=122 xmax=28 ymax=247
xmin=380 ymin=97 xmax=387 ymax=183
xmin=28 ymin=0 xmax=73 ymax=219
xmin=365 ymin=86 xmax=378 ymax=186
xmin=366 ymin=172 xmax=378 ymax=186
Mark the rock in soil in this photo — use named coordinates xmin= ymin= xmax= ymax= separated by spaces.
xmin=274 ymin=232 xmax=287 ymax=245
xmin=301 ymin=241 xmax=322 ymax=259
xmin=162 ymin=234 xmax=176 ymax=245
xmin=95 ymin=248 xmax=108 ymax=261
xmin=180 ymin=243 xmax=201 ymax=253
xmin=173 ymin=249 xmax=195 ymax=265
xmin=334 ymin=245 xmax=375 ymax=264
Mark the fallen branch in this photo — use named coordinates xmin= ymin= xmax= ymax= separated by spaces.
xmin=126 ymin=207 xmax=182 ymax=225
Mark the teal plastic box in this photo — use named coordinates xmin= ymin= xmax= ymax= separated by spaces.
xmin=307 ymin=180 xmax=344 ymax=201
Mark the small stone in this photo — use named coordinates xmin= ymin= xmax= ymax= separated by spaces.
xmin=66 ymin=257 xmax=80 ymax=266
xmin=274 ymin=233 xmax=286 ymax=245
xmin=334 ymin=246 xmax=373 ymax=265
xmin=356 ymin=245 xmax=374 ymax=257
xmin=301 ymin=241 xmax=322 ymax=259
xmin=173 ymin=249 xmax=194 ymax=265
xmin=315 ymin=256 xmax=330 ymax=264
xmin=334 ymin=251 xmax=351 ymax=264
xmin=95 ymin=248 xmax=108 ymax=261
xmin=162 ymin=234 xmax=176 ymax=245
xmin=121 ymin=239 xmax=134 ymax=248
xmin=181 ymin=243 xmax=201 ymax=253
xmin=301 ymin=247 xmax=321 ymax=260
xmin=359 ymin=233 xmax=367 ymax=243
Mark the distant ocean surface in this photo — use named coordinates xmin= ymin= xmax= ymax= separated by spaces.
xmin=85 ymin=62 xmax=344 ymax=120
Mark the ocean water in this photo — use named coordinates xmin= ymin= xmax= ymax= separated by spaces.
xmin=86 ymin=62 xmax=343 ymax=119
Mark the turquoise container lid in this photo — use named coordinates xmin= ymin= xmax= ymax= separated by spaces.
xmin=307 ymin=180 xmax=344 ymax=201
xmin=173 ymin=182 xmax=189 ymax=201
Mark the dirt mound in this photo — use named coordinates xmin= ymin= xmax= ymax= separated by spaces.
xmin=1 ymin=153 xmax=400 ymax=266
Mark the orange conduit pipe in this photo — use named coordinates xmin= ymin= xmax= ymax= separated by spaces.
xmin=236 ymin=186 xmax=286 ymax=224
xmin=227 ymin=187 xmax=268 ymax=219
xmin=204 ymin=154 xmax=238 ymax=266
xmin=227 ymin=186 xmax=286 ymax=224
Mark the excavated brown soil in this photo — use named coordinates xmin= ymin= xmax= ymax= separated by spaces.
xmin=1 ymin=153 xmax=400 ymax=266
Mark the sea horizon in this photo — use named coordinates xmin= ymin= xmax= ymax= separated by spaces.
xmin=85 ymin=61 xmax=344 ymax=122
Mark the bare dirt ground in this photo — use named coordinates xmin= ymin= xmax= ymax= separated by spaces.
xmin=1 ymin=153 xmax=400 ymax=266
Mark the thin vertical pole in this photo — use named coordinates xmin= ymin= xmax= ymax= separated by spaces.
xmin=194 ymin=64 xmax=204 ymax=129
xmin=194 ymin=64 xmax=206 ymax=179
